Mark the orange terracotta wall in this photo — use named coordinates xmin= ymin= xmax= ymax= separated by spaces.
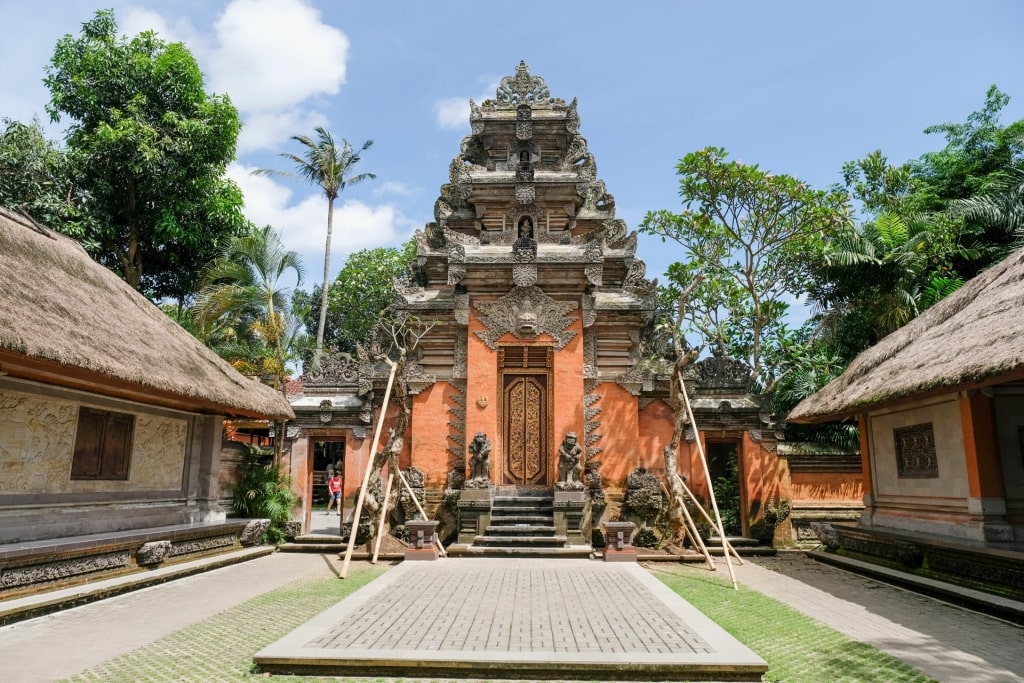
xmin=410 ymin=381 xmax=457 ymax=488
xmin=465 ymin=302 xmax=584 ymax=484
xmin=637 ymin=398 xmax=678 ymax=479
xmin=790 ymin=471 xmax=864 ymax=506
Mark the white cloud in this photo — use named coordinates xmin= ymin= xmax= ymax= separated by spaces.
xmin=372 ymin=181 xmax=419 ymax=198
xmin=435 ymin=97 xmax=471 ymax=131
xmin=434 ymin=81 xmax=499 ymax=130
xmin=237 ymin=109 xmax=329 ymax=155
xmin=228 ymin=163 xmax=417 ymax=284
xmin=120 ymin=8 xmax=202 ymax=48
xmin=207 ymin=0 xmax=348 ymax=113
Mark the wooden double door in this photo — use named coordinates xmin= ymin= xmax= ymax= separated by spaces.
xmin=499 ymin=346 xmax=552 ymax=485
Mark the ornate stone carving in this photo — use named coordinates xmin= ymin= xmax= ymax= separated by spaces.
xmin=515 ymin=183 xmax=535 ymax=205
xmin=465 ymin=432 xmax=492 ymax=488
xmin=494 ymin=61 xmax=552 ymax=108
xmin=555 ymin=432 xmax=584 ymax=491
xmin=453 ymin=330 xmax=468 ymax=378
xmin=623 ymin=467 xmax=664 ymax=522
xmin=241 ymin=520 xmax=270 ymax=546
xmin=512 ymin=263 xmax=537 ymax=287
xmin=318 ymin=399 xmax=333 ymax=423
xmin=895 ymin=423 xmax=939 ymax=478
xmin=402 ymin=360 xmax=436 ymax=394
xmin=303 ymin=351 xmax=360 ymax=385
xmin=684 ymin=353 xmax=753 ymax=391
xmin=616 ymin=365 xmax=645 ymax=396
xmin=583 ymin=333 xmax=597 ymax=379
xmin=447 ymin=380 xmax=467 ymax=469
xmin=440 ymin=156 xmax=473 ymax=208
xmin=169 ymin=535 xmax=236 ymax=557
xmin=399 ymin=466 xmax=426 ymax=520
xmin=516 ymin=103 xmax=533 ymax=140
xmin=352 ymin=426 xmax=367 ymax=440
xmin=137 ymin=540 xmax=171 ymax=566
xmin=582 ymin=293 xmax=597 ymax=328
xmin=623 ymin=259 xmax=648 ymax=289
xmin=0 ymin=551 xmax=130 ymax=589
xmin=584 ymin=390 xmax=603 ymax=459
xmin=473 ymin=286 xmax=579 ymax=350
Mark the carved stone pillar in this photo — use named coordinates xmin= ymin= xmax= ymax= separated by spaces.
xmin=404 ymin=519 xmax=440 ymax=561
xmin=553 ymin=490 xmax=586 ymax=546
xmin=602 ymin=521 xmax=637 ymax=562
xmin=456 ymin=488 xmax=492 ymax=544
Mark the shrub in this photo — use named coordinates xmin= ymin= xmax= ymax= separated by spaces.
xmin=231 ymin=445 xmax=297 ymax=544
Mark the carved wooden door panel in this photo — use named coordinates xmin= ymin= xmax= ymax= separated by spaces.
xmin=502 ymin=374 xmax=549 ymax=485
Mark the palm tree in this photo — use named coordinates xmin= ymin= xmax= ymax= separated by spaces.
xmin=192 ymin=224 xmax=306 ymax=391
xmin=253 ymin=128 xmax=375 ymax=369
xmin=952 ymin=166 xmax=1024 ymax=256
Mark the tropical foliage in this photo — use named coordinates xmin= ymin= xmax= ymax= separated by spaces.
xmin=42 ymin=10 xmax=247 ymax=304
xmin=231 ymin=445 xmax=297 ymax=544
xmin=192 ymin=224 xmax=307 ymax=390
xmin=254 ymin=128 xmax=375 ymax=367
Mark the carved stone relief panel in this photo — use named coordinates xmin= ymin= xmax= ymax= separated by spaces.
xmin=131 ymin=415 xmax=188 ymax=490
xmin=447 ymin=380 xmax=467 ymax=476
xmin=584 ymin=383 xmax=603 ymax=460
xmin=894 ymin=423 xmax=939 ymax=478
xmin=473 ymin=286 xmax=579 ymax=350
xmin=512 ymin=263 xmax=538 ymax=287
xmin=494 ymin=61 xmax=552 ymax=108
xmin=453 ymin=330 xmax=468 ymax=379
xmin=0 ymin=388 xmax=76 ymax=493
xmin=583 ymin=333 xmax=597 ymax=379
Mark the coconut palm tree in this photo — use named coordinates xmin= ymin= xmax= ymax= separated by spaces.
xmin=192 ymin=224 xmax=306 ymax=391
xmin=253 ymin=128 xmax=375 ymax=370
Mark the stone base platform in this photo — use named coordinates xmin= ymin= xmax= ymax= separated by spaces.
xmin=254 ymin=558 xmax=767 ymax=681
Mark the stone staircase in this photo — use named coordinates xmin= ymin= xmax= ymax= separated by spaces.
xmin=448 ymin=488 xmax=590 ymax=558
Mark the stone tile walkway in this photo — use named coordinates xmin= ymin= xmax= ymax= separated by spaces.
xmin=255 ymin=558 xmax=766 ymax=680
xmin=725 ymin=554 xmax=1024 ymax=683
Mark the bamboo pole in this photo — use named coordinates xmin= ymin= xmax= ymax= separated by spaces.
xmin=394 ymin=465 xmax=447 ymax=558
xmin=672 ymin=492 xmax=715 ymax=570
xmin=371 ymin=472 xmax=395 ymax=564
xmin=676 ymin=474 xmax=744 ymax=566
xmin=340 ymin=360 xmax=398 ymax=579
xmin=677 ymin=372 xmax=738 ymax=590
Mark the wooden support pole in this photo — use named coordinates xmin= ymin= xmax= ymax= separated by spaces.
xmin=678 ymin=372 xmax=739 ymax=590
xmin=672 ymin=492 xmax=715 ymax=570
xmin=340 ymin=360 xmax=398 ymax=579
xmin=394 ymin=462 xmax=448 ymax=558
xmin=371 ymin=472 xmax=395 ymax=564
xmin=676 ymin=474 xmax=744 ymax=566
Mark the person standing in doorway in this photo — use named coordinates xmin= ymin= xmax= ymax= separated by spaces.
xmin=326 ymin=472 xmax=343 ymax=515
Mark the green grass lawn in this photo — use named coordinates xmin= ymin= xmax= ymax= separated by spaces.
xmin=651 ymin=564 xmax=937 ymax=683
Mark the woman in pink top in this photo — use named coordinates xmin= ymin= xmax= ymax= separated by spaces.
xmin=326 ymin=473 xmax=343 ymax=515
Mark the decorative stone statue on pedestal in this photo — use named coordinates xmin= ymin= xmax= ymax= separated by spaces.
xmin=464 ymin=432 xmax=492 ymax=489
xmin=555 ymin=432 xmax=584 ymax=491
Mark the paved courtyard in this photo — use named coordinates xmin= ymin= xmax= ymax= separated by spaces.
xmin=255 ymin=559 xmax=765 ymax=679
xmin=0 ymin=551 xmax=1020 ymax=682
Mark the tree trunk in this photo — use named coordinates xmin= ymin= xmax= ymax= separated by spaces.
xmin=362 ymin=354 xmax=411 ymax=538
xmin=314 ymin=198 xmax=334 ymax=368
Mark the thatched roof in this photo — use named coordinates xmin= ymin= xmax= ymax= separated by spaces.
xmin=789 ymin=246 xmax=1024 ymax=423
xmin=0 ymin=207 xmax=293 ymax=419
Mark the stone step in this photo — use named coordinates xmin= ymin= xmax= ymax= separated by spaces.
xmin=485 ymin=525 xmax=557 ymax=536
xmin=707 ymin=536 xmax=766 ymax=548
xmin=447 ymin=544 xmax=592 ymax=559
xmin=488 ymin=514 xmax=553 ymax=525
xmin=473 ymin=535 xmax=567 ymax=548
xmin=492 ymin=500 xmax=554 ymax=511
xmin=278 ymin=542 xmax=346 ymax=553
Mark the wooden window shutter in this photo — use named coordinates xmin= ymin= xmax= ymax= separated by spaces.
xmin=71 ymin=407 xmax=134 ymax=481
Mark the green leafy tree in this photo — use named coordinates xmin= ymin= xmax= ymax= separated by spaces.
xmin=192 ymin=224 xmax=307 ymax=392
xmin=296 ymin=240 xmax=415 ymax=361
xmin=43 ymin=9 xmax=246 ymax=303
xmin=0 ymin=117 xmax=90 ymax=233
xmin=641 ymin=147 xmax=851 ymax=392
xmin=253 ymin=128 xmax=375 ymax=367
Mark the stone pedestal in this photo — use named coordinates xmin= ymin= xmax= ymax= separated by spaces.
xmin=404 ymin=519 xmax=440 ymax=561
xmin=456 ymin=488 xmax=492 ymax=544
xmin=553 ymin=490 xmax=587 ymax=545
xmin=602 ymin=521 xmax=637 ymax=562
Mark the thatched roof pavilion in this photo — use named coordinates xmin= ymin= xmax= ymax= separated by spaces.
xmin=789 ymin=246 xmax=1024 ymax=423
xmin=0 ymin=206 xmax=292 ymax=419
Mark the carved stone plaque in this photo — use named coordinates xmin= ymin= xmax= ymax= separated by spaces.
xmin=894 ymin=423 xmax=939 ymax=478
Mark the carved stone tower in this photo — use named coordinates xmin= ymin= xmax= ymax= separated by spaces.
xmin=398 ymin=62 xmax=658 ymax=491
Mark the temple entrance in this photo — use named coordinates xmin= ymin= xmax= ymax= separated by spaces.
xmin=499 ymin=346 xmax=552 ymax=485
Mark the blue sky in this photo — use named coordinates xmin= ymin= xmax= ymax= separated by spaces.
xmin=3 ymin=0 xmax=1023 ymax=295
